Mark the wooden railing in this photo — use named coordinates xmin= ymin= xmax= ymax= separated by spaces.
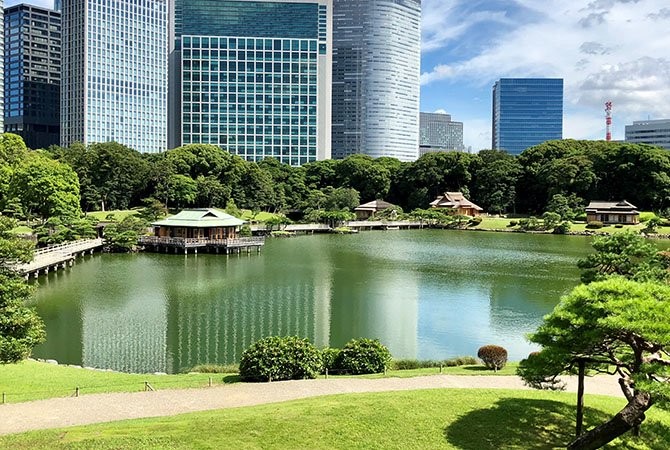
xmin=138 ymin=236 xmax=265 ymax=248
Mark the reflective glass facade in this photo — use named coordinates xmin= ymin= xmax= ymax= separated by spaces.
xmin=419 ymin=112 xmax=464 ymax=153
xmin=170 ymin=0 xmax=332 ymax=166
xmin=492 ymin=78 xmax=563 ymax=155
xmin=61 ymin=0 xmax=168 ymax=153
xmin=332 ymin=0 xmax=421 ymax=162
xmin=625 ymin=119 xmax=670 ymax=150
xmin=4 ymin=4 xmax=61 ymax=149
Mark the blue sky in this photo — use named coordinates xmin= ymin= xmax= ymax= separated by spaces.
xmin=11 ymin=0 xmax=670 ymax=150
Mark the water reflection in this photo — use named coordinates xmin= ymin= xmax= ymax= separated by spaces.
xmin=32 ymin=231 xmax=593 ymax=373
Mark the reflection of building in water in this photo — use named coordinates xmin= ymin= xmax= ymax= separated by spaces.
xmin=329 ymin=249 xmax=418 ymax=359
xmin=166 ymin=262 xmax=333 ymax=372
xmin=81 ymin=287 xmax=168 ymax=373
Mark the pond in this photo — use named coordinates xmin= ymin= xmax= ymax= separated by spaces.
xmin=31 ymin=230 xmax=595 ymax=373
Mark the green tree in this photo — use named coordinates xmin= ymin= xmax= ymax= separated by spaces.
xmin=518 ymin=278 xmax=670 ymax=449
xmin=323 ymin=187 xmax=360 ymax=212
xmin=471 ymin=149 xmax=521 ymax=214
xmin=576 ymin=231 xmax=661 ymax=283
xmin=104 ymin=216 xmax=148 ymax=252
xmin=10 ymin=152 xmax=81 ymax=221
xmin=335 ymin=154 xmax=391 ymax=201
xmin=167 ymin=174 xmax=198 ymax=209
xmin=541 ymin=211 xmax=561 ymax=230
xmin=0 ymin=216 xmax=45 ymax=363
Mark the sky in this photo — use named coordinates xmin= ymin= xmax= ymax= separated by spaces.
xmin=9 ymin=0 xmax=670 ymax=151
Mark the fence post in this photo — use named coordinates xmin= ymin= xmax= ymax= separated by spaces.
xmin=325 ymin=368 xmax=328 ymax=379
xmin=208 ymin=377 xmax=212 ymax=387
xmin=75 ymin=387 xmax=79 ymax=397
xmin=439 ymin=364 xmax=443 ymax=374
xmin=2 ymin=392 xmax=5 ymax=404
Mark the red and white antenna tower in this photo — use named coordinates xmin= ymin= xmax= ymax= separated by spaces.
xmin=605 ymin=101 xmax=613 ymax=141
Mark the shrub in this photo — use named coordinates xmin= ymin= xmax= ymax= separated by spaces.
xmin=574 ymin=212 xmax=587 ymax=222
xmin=189 ymin=364 xmax=239 ymax=374
xmin=390 ymin=356 xmax=478 ymax=370
xmin=552 ymin=221 xmax=571 ymax=235
xmin=615 ymin=224 xmax=624 ymax=229
xmin=586 ymin=221 xmax=604 ymax=229
xmin=639 ymin=212 xmax=657 ymax=223
xmin=518 ymin=217 xmax=540 ymax=231
xmin=468 ymin=216 xmax=483 ymax=226
xmin=335 ymin=338 xmax=391 ymax=375
xmin=239 ymin=224 xmax=252 ymax=237
xmin=239 ymin=336 xmax=322 ymax=382
xmin=508 ymin=220 xmax=518 ymax=227
xmin=477 ymin=345 xmax=508 ymax=371
xmin=321 ymin=347 xmax=340 ymax=373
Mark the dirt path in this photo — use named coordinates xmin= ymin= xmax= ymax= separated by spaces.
xmin=0 ymin=374 xmax=623 ymax=436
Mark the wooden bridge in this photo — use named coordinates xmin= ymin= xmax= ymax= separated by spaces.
xmin=12 ymin=238 xmax=104 ymax=278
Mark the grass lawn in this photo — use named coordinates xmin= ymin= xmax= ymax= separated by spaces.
xmin=0 ymin=360 xmax=237 ymax=404
xmin=85 ymin=210 xmax=139 ymax=222
xmin=10 ymin=225 xmax=33 ymax=235
xmin=2 ymin=389 xmax=669 ymax=449
xmin=0 ymin=360 xmax=518 ymax=404
xmin=239 ymin=209 xmax=280 ymax=223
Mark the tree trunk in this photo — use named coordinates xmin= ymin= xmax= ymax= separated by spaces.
xmin=567 ymin=392 xmax=652 ymax=450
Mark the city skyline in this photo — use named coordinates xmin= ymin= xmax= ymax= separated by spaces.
xmin=8 ymin=0 xmax=670 ymax=153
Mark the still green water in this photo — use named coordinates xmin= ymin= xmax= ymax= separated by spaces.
xmin=31 ymin=230 xmax=594 ymax=373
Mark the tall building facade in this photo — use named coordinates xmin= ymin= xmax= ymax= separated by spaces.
xmin=61 ymin=0 xmax=168 ymax=153
xmin=331 ymin=0 xmax=421 ymax=162
xmin=4 ymin=4 xmax=61 ymax=149
xmin=625 ymin=119 xmax=670 ymax=150
xmin=419 ymin=112 xmax=464 ymax=155
xmin=170 ymin=0 xmax=332 ymax=166
xmin=492 ymin=78 xmax=563 ymax=155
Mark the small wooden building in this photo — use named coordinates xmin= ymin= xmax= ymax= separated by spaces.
xmin=139 ymin=208 xmax=264 ymax=254
xmin=429 ymin=192 xmax=484 ymax=217
xmin=151 ymin=208 xmax=244 ymax=240
xmin=585 ymin=200 xmax=639 ymax=225
xmin=354 ymin=200 xmax=397 ymax=220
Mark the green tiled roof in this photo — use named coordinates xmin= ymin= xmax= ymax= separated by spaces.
xmin=152 ymin=209 xmax=245 ymax=228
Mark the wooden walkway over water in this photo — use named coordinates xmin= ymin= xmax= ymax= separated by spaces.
xmin=12 ymin=238 xmax=104 ymax=278
xmin=250 ymin=221 xmax=424 ymax=234
xmin=138 ymin=236 xmax=265 ymax=254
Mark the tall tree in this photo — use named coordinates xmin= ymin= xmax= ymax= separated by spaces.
xmin=471 ymin=150 xmax=521 ymax=214
xmin=0 ymin=216 xmax=45 ymax=363
xmin=518 ymin=278 xmax=670 ymax=450
xmin=335 ymin=154 xmax=391 ymax=202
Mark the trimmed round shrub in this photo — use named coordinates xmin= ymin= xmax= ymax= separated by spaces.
xmin=586 ymin=221 xmax=604 ymax=229
xmin=239 ymin=336 xmax=322 ymax=382
xmin=335 ymin=338 xmax=392 ymax=375
xmin=477 ymin=345 xmax=508 ymax=371
xmin=321 ymin=347 xmax=341 ymax=374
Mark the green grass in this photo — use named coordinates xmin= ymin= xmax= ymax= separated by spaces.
xmin=476 ymin=217 xmax=518 ymax=230
xmin=0 ymin=360 xmax=517 ymax=404
xmin=2 ymin=389 xmax=669 ymax=449
xmin=239 ymin=210 xmax=281 ymax=223
xmin=0 ymin=360 xmax=237 ymax=404
xmin=10 ymin=225 xmax=33 ymax=235
xmin=85 ymin=210 xmax=138 ymax=222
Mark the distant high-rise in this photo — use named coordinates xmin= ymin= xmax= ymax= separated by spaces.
xmin=61 ymin=0 xmax=168 ymax=153
xmin=492 ymin=78 xmax=563 ymax=155
xmin=4 ymin=4 xmax=61 ymax=149
xmin=170 ymin=0 xmax=332 ymax=166
xmin=625 ymin=119 xmax=670 ymax=150
xmin=331 ymin=0 xmax=421 ymax=162
xmin=419 ymin=112 xmax=464 ymax=155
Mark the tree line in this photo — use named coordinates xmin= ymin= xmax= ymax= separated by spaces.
xmin=3 ymin=135 xmax=670 ymax=225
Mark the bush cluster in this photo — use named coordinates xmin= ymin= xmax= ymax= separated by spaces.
xmin=239 ymin=336 xmax=322 ymax=382
xmin=468 ymin=216 xmax=483 ymax=226
xmin=321 ymin=347 xmax=340 ymax=374
xmin=477 ymin=345 xmax=508 ymax=371
xmin=390 ymin=356 xmax=477 ymax=370
xmin=586 ymin=221 xmax=604 ymax=229
xmin=335 ymin=338 xmax=392 ymax=374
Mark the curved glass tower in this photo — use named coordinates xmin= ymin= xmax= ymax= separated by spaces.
xmin=331 ymin=0 xmax=421 ymax=162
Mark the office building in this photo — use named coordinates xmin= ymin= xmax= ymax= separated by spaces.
xmin=492 ymin=78 xmax=563 ymax=155
xmin=170 ymin=0 xmax=332 ymax=166
xmin=419 ymin=112 xmax=464 ymax=155
xmin=61 ymin=0 xmax=168 ymax=153
xmin=331 ymin=0 xmax=421 ymax=162
xmin=625 ymin=119 xmax=670 ymax=150
xmin=4 ymin=4 xmax=61 ymax=149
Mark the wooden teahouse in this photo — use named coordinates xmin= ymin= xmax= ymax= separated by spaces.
xmin=354 ymin=200 xmax=397 ymax=220
xmin=585 ymin=200 xmax=640 ymax=225
xmin=430 ymin=192 xmax=484 ymax=217
xmin=139 ymin=208 xmax=264 ymax=254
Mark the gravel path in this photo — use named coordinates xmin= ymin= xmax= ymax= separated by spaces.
xmin=0 ymin=374 xmax=623 ymax=436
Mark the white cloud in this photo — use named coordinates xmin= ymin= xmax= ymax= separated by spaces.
xmin=421 ymin=0 xmax=670 ymax=141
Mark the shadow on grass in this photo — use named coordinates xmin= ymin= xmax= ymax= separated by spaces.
xmin=222 ymin=374 xmax=241 ymax=384
xmin=444 ymin=398 xmax=670 ymax=450
xmin=460 ymin=366 xmax=498 ymax=372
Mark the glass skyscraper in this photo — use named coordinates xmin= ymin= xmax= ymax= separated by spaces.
xmin=331 ymin=0 xmax=421 ymax=162
xmin=170 ymin=0 xmax=332 ymax=166
xmin=492 ymin=78 xmax=563 ymax=155
xmin=4 ymin=4 xmax=61 ymax=149
xmin=61 ymin=0 xmax=168 ymax=153
xmin=419 ymin=112 xmax=464 ymax=154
